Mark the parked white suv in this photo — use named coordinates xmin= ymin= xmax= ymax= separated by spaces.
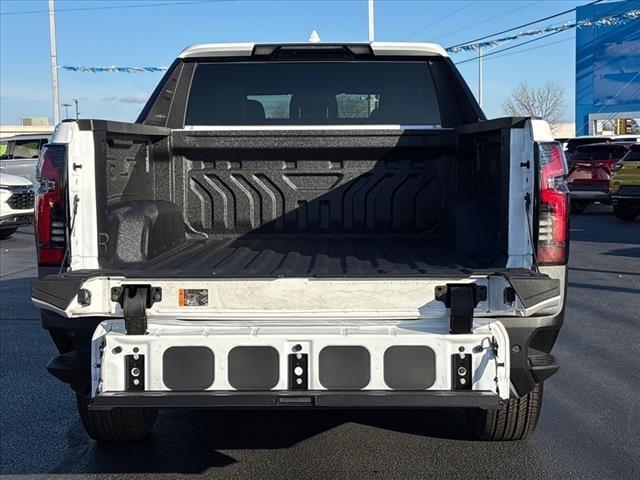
xmin=0 ymin=173 xmax=35 ymax=239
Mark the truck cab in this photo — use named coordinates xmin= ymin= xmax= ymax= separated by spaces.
xmin=32 ymin=42 xmax=568 ymax=442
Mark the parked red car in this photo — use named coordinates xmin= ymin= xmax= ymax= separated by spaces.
xmin=568 ymin=142 xmax=634 ymax=212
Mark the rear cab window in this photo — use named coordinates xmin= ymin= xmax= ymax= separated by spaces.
xmin=184 ymin=61 xmax=442 ymax=126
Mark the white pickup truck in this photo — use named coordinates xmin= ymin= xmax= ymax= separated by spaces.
xmin=32 ymin=42 xmax=568 ymax=442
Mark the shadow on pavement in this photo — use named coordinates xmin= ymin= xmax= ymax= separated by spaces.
xmin=568 ymin=281 xmax=640 ymax=295
xmin=42 ymin=409 xmax=471 ymax=475
xmin=569 ymin=209 xmax=640 ymax=245
xmin=602 ymin=247 xmax=640 ymax=258
xmin=569 ymin=266 xmax=640 ymax=276
xmin=349 ymin=408 xmax=473 ymax=440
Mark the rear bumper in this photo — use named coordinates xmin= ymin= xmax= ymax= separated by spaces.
xmin=498 ymin=313 xmax=562 ymax=395
xmin=569 ymin=180 xmax=610 ymax=201
xmin=44 ymin=314 xmax=561 ymax=401
xmin=0 ymin=212 xmax=33 ymax=228
xmin=569 ymin=190 xmax=609 ymax=201
xmin=90 ymin=390 xmax=503 ymax=410
xmin=38 ymin=271 xmax=565 ymax=402
xmin=89 ymin=319 xmax=512 ymax=405
xmin=611 ymin=194 xmax=640 ymax=207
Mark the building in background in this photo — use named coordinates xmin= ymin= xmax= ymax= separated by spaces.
xmin=575 ymin=0 xmax=640 ymax=136
xmin=0 ymin=117 xmax=53 ymax=141
xmin=551 ymin=122 xmax=576 ymax=139
xmin=0 ymin=118 xmax=52 ymax=156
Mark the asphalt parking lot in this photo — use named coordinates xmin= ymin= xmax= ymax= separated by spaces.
xmin=1 ymin=205 xmax=639 ymax=480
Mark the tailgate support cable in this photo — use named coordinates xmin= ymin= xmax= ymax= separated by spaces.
xmin=58 ymin=194 xmax=79 ymax=275
xmin=524 ymin=192 xmax=540 ymax=272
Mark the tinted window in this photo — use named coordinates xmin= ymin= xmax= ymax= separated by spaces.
xmin=566 ymin=138 xmax=611 ymax=153
xmin=11 ymin=140 xmax=40 ymax=158
xmin=246 ymin=94 xmax=292 ymax=119
xmin=185 ymin=61 xmax=441 ymax=126
xmin=622 ymin=146 xmax=640 ymax=161
xmin=573 ymin=145 xmax=627 ymax=161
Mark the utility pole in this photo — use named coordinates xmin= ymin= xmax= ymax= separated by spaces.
xmin=478 ymin=47 xmax=483 ymax=108
xmin=48 ymin=0 xmax=60 ymax=125
xmin=73 ymin=99 xmax=80 ymax=121
xmin=62 ymin=102 xmax=71 ymax=119
xmin=368 ymin=0 xmax=375 ymax=42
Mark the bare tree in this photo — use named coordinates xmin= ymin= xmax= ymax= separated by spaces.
xmin=502 ymin=82 xmax=566 ymax=127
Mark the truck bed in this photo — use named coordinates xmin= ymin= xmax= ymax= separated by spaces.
xmin=119 ymin=233 xmax=485 ymax=277
xmin=79 ymin=123 xmax=514 ymax=277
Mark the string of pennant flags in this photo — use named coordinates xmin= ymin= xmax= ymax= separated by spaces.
xmin=60 ymin=8 xmax=640 ymax=73
xmin=446 ymin=8 xmax=640 ymax=53
xmin=61 ymin=65 xmax=168 ymax=73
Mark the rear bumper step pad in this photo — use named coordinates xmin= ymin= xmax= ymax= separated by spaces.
xmin=528 ymin=353 xmax=559 ymax=383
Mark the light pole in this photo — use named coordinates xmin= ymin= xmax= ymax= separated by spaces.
xmin=73 ymin=99 xmax=80 ymax=121
xmin=48 ymin=0 xmax=60 ymax=125
xmin=478 ymin=47 xmax=483 ymax=108
xmin=62 ymin=102 xmax=71 ymax=119
xmin=368 ymin=0 xmax=375 ymax=42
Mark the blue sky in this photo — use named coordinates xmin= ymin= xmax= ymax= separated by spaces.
xmin=0 ymin=0 xmax=615 ymax=124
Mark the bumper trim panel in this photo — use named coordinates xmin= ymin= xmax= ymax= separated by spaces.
xmin=90 ymin=390 xmax=503 ymax=410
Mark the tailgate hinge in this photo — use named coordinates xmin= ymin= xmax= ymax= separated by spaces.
xmin=435 ymin=284 xmax=487 ymax=334
xmin=111 ymin=285 xmax=162 ymax=335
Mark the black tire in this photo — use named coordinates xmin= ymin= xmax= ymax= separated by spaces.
xmin=570 ymin=200 xmax=587 ymax=213
xmin=466 ymin=383 xmax=543 ymax=441
xmin=76 ymin=395 xmax=157 ymax=442
xmin=0 ymin=228 xmax=18 ymax=239
xmin=613 ymin=205 xmax=639 ymax=222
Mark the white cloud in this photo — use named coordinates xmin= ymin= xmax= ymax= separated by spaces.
xmin=101 ymin=93 xmax=148 ymax=104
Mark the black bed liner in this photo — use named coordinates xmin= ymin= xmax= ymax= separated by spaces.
xmin=119 ymin=234 xmax=488 ymax=278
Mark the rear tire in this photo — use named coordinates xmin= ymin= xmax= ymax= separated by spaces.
xmin=613 ymin=205 xmax=639 ymax=221
xmin=466 ymin=383 xmax=543 ymax=441
xmin=76 ymin=395 xmax=157 ymax=442
xmin=0 ymin=228 xmax=18 ymax=239
xmin=570 ymin=200 xmax=587 ymax=213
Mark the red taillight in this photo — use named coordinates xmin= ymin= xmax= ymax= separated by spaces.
xmin=35 ymin=145 xmax=66 ymax=266
xmin=537 ymin=142 xmax=569 ymax=265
